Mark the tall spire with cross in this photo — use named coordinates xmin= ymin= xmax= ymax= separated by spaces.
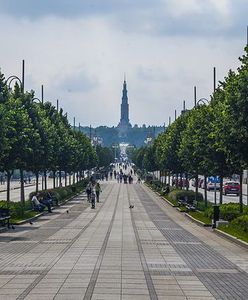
xmin=117 ymin=77 xmax=132 ymax=140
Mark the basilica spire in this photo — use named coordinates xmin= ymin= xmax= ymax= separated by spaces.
xmin=117 ymin=78 xmax=131 ymax=140
xmin=120 ymin=78 xmax=129 ymax=123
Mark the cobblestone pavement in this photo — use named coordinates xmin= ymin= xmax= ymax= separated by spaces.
xmin=0 ymin=181 xmax=248 ymax=299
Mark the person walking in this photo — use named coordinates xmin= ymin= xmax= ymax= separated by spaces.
xmin=86 ymin=182 xmax=92 ymax=202
xmin=91 ymin=185 xmax=96 ymax=209
xmin=95 ymin=182 xmax=102 ymax=202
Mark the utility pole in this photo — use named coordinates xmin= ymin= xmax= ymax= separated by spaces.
xmin=41 ymin=84 xmax=44 ymax=104
xmin=194 ymin=86 xmax=197 ymax=108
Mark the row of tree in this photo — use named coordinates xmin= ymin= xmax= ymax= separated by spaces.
xmin=132 ymin=46 xmax=248 ymax=213
xmin=0 ymin=71 xmax=98 ymax=204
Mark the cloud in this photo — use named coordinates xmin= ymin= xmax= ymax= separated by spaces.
xmin=0 ymin=1 xmax=246 ymax=127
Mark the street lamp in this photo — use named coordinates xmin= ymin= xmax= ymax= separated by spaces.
xmin=5 ymin=60 xmax=25 ymax=205
xmin=195 ymin=98 xmax=209 ymax=107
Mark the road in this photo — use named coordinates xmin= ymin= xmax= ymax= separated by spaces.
xmin=195 ymin=185 xmax=248 ymax=205
xmin=0 ymin=178 xmax=66 ymax=202
xmin=0 ymin=179 xmax=247 ymax=299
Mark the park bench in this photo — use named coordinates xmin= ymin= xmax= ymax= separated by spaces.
xmin=0 ymin=208 xmax=10 ymax=228
xmin=186 ymin=200 xmax=197 ymax=212
xmin=178 ymin=197 xmax=197 ymax=212
xmin=178 ymin=196 xmax=188 ymax=206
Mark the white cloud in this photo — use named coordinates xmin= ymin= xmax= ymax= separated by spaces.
xmin=0 ymin=1 xmax=246 ymax=127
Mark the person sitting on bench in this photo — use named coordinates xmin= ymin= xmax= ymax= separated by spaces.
xmin=32 ymin=193 xmax=52 ymax=213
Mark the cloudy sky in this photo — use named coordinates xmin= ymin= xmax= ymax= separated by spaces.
xmin=0 ymin=0 xmax=247 ymax=127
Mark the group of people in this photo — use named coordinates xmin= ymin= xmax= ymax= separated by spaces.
xmin=86 ymin=181 xmax=102 ymax=209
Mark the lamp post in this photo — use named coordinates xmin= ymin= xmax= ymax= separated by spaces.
xmin=194 ymin=95 xmax=210 ymax=204
xmin=195 ymin=98 xmax=210 ymax=107
xmin=6 ymin=60 xmax=25 ymax=205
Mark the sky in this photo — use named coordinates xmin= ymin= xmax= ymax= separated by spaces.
xmin=0 ymin=0 xmax=247 ymax=127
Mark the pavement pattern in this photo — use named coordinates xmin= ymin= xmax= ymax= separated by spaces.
xmin=0 ymin=181 xmax=248 ymax=299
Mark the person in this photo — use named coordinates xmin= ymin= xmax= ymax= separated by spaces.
xmin=39 ymin=193 xmax=53 ymax=213
xmin=31 ymin=194 xmax=46 ymax=212
xmin=32 ymin=194 xmax=45 ymax=211
xmin=86 ymin=183 xmax=92 ymax=202
xmin=91 ymin=186 xmax=96 ymax=209
xmin=164 ymin=184 xmax=170 ymax=195
xmin=95 ymin=182 xmax=102 ymax=202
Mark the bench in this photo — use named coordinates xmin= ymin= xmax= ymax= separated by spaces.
xmin=0 ymin=208 xmax=10 ymax=228
xmin=178 ymin=197 xmax=197 ymax=211
xmin=186 ymin=200 xmax=197 ymax=212
xmin=42 ymin=192 xmax=59 ymax=206
xmin=178 ymin=197 xmax=188 ymax=206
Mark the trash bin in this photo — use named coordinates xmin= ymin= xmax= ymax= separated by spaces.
xmin=212 ymin=205 xmax=220 ymax=228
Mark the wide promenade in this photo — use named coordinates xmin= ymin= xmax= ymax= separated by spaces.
xmin=0 ymin=180 xmax=248 ymax=299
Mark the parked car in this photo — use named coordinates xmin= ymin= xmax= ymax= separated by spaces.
xmin=223 ymin=181 xmax=240 ymax=196
xmin=207 ymin=182 xmax=220 ymax=191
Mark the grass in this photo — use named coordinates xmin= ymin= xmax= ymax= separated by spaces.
xmin=162 ymin=195 xmax=178 ymax=206
xmin=189 ymin=211 xmax=212 ymax=225
xmin=10 ymin=210 xmax=41 ymax=224
xmin=218 ymin=224 xmax=248 ymax=244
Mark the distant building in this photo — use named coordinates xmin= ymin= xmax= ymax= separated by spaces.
xmin=79 ymin=79 xmax=165 ymax=147
xmin=117 ymin=79 xmax=132 ymax=141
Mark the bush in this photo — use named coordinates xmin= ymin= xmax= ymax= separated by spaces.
xmin=169 ymin=189 xmax=203 ymax=203
xmin=0 ymin=200 xmax=33 ymax=219
xmin=220 ymin=203 xmax=243 ymax=221
xmin=231 ymin=215 xmax=248 ymax=232
xmin=204 ymin=206 xmax=214 ymax=219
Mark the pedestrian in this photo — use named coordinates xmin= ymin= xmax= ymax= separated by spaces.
xmin=91 ymin=186 xmax=96 ymax=209
xmin=95 ymin=181 xmax=102 ymax=202
xmin=86 ymin=182 xmax=92 ymax=202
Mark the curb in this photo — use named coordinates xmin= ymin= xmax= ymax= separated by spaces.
xmin=184 ymin=212 xmax=212 ymax=227
xmin=213 ymin=228 xmax=248 ymax=249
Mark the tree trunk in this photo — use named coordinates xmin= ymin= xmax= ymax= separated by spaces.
xmin=186 ymin=173 xmax=189 ymax=191
xmin=69 ymin=173 xmax=71 ymax=185
xmin=195 ymin=174 xmax=199 ymax=202
xmin=239 ymin=171 xmax=243 ymax=213
xmin=20 ymin=169 xmax=25 ymax=205
xmin=204 ymin=175 xmax=207 ymax=208
xmin=219 ymin=176 xmax=223 ymax=205
xmin=59 ymin=170 xmax=62 ymax=187
xmin=73 ymin=172 xmax=75 ymax=184
xmin=53 ymin=171 xmax=56 ymax=189
xmin=65 ymin=172 xmax=67 ymax=186
xmin=6 ymin=171 xmax=12 ymax=205
xmin=44 ymin=170 xmax=47 ymax=190
xmin=176 ymin=173 xmax=178 ymax=189
xmin=35 ymin=172 xmax=39 ymax=192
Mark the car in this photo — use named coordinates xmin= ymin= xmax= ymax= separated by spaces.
xmin=207 ymin=182 xmax=220 ymax=191
xmin=223 ymin=181 xmax=240 ymax=196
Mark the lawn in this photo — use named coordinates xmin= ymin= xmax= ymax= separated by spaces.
xmin=189 ymin=211 xmax=212 ymax=225
xmin=218 ymin=224 xmax=248 ymax=244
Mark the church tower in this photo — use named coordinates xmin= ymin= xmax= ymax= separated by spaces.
xmin=117 ymin=79 xmax=132 ymax=140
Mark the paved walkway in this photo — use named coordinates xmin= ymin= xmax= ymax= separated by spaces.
xmin=0 ymin=181 xmax=248 ymax=299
